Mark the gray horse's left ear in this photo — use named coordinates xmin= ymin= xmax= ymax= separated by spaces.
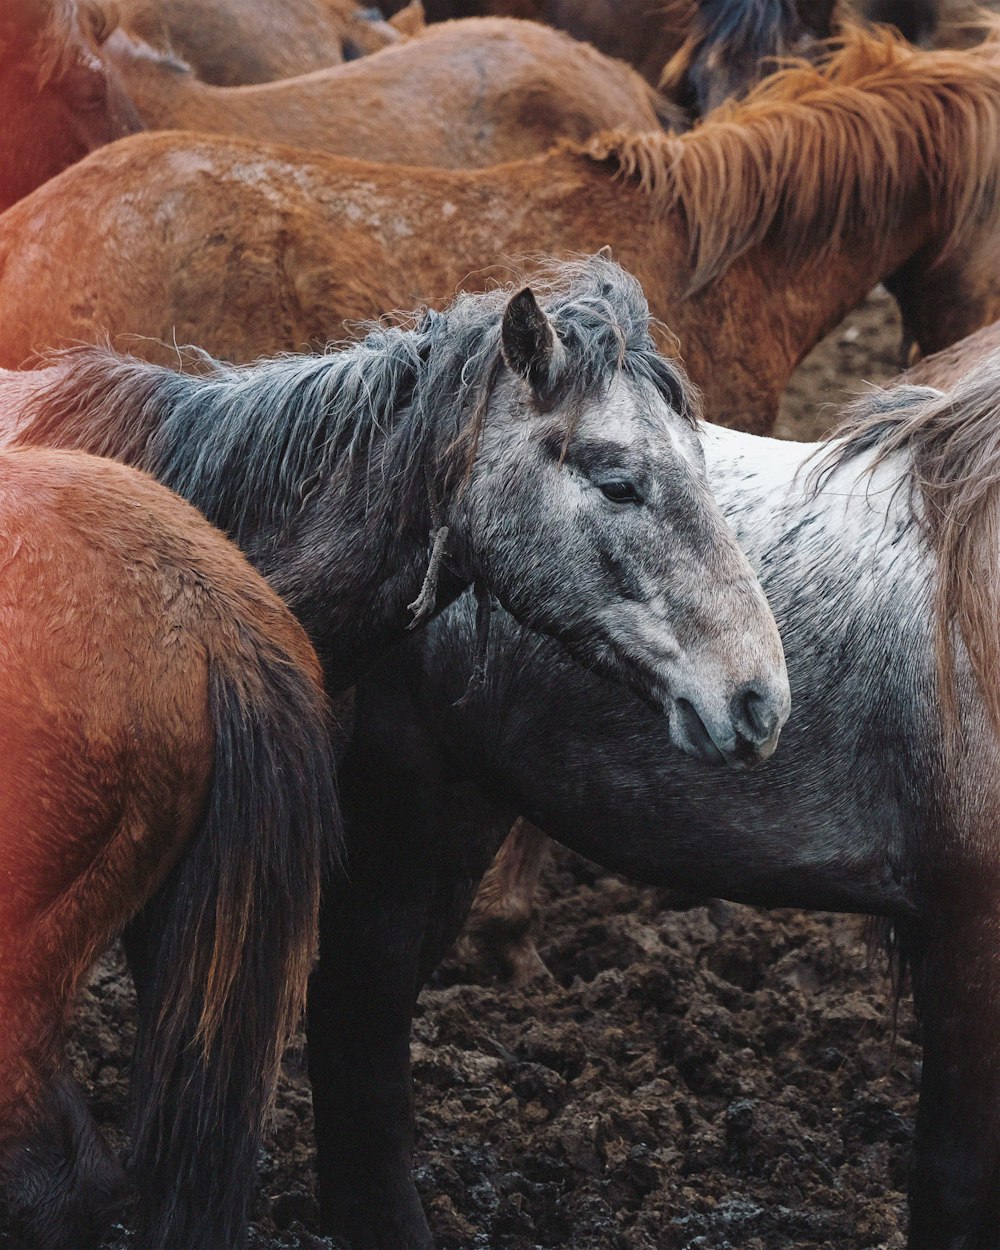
xmin=501 ymin=287 xmax=566 ymax=399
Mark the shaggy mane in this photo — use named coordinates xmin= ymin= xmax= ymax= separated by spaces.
xmin=818 ymin=353 xmax=1000 ymax=746
xmin=571 ymin=19 xmax=1000 ymax=293
xmin=13 ymin=255 xmax=696 ymax=560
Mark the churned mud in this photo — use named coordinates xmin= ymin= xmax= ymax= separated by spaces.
xmin=38 ymin=289 xmax=918 ymax=1250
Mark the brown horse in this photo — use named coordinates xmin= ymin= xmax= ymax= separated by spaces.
xmin=0 ymin=444 xmax=335 ymax=1250
xmin=116 ymin=0 xmax=414 ymax=85
xmin=379 ymin=0 xmax=696 ymax=82
xmin=104 ymin=16 xmax=676 ymax=167
xmin=2 ymin=22 xmax=1000 ymax=433
xmin=0 ymin=0 xmax=141 ymax=213
xmin=380 ymin=0 xmax=841 ymax=97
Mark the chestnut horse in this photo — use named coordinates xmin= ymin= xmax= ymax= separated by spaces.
xmin=0 ymin=0 xmax=141 ymax=213
xmin=378 ymin=0 xmax=839 ymax=96
xmin=1 ymin=23 xmax=999 ymax=433
xmin=2 ymin=260 xmax=790 ymax=1248
xmin=387 ymin=0 xmax=689 ymax=80
xmin=0 ymin=445 xmax=334 ymax=1250
xmin=116 ymin=0 xmax=410 ymax=84
xmin=104 ymin=16 xmax=675 ymax=168
xmin=333 ymin=356 xmax=1000 ymax=1248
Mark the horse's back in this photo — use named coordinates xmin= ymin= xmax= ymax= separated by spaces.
xmin=329 ymin=16 xmax=663 ymax=150
xmin=117 ymin=0 xmax=399 ymax=85
xmin=0 ymin=130 xmax=615 ymax=366
xmin=110 ymin=15 xmax=664 ymax=168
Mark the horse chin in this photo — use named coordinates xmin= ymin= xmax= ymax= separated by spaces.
xmin=559 ymin=631 xmax=676 ymax=719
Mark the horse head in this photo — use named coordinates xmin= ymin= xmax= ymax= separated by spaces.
xmin=660 ymin=0 xmax=839 ymax=120
xmin=447 ymin=259 xmax=790 ymax=766
xmin=0 ymin=0 xmax=143 ymax=212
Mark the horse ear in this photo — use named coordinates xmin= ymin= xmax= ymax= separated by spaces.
xmin=389 ymin=0 xmax=424 ymax=36
xmin=501 ymin=287 xmax=565 ymax=398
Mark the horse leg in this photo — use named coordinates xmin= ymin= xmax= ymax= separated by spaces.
xmin=308 ymin=732 xmax=440 ymax=1250
xmin=458 ymin=818 xmax=552 ymax=985
xmin=0 ymin=989 xmax=125 ymax=1250
xmin=907 ymin=894 xmax=1000 ymax=1249
xmin=308 ymin=749 xmax=511 ymax=1249
xmin=309 ymin=888 xmax=432 ymax=1249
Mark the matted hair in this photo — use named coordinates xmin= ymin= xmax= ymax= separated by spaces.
xmin=14 ymin=253 xmax=697 ymax=553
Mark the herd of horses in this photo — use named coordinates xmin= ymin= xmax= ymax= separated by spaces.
xmin=6 ymin=0 xmax=1000 ymax=1247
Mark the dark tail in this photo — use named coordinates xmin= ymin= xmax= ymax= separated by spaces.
xmin=128 ymin=648 xmax=339 ymax=1249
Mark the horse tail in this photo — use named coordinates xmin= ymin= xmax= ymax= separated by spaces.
xmin=129 ymin=638 xmax=338 ymax=1249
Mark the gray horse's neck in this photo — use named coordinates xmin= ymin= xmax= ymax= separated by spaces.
xmin=266 ymin=461 xmax=467 ymax=694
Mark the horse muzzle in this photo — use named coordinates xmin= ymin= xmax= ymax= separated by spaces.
xmin=670 ymin=676 xmax=789 ymax=767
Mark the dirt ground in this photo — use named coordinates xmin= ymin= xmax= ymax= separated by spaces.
xmin=26 ymin=288 xmax=925 ymax=1250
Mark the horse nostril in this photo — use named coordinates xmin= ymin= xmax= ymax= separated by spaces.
xmin=733 ymin=685 xmax=779 ymax=747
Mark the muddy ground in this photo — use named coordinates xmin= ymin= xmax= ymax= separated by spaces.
xmin=51 ymin=290 xmax=921 ymax=1250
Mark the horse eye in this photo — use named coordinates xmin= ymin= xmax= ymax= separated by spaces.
xmin=598 ymin=479 xmax=643 ymax=505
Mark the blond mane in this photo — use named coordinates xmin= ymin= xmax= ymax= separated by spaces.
xmin=571 ymin=19 xmax=1000 ymax=293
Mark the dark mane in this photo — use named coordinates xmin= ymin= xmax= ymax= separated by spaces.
xmin=14 ymin=255 xmax=695 ymax=556
xmin=660 ymin=0 xmax=838 ymax=112
xmin=817 ymin=356 xmax=1000 ymax=742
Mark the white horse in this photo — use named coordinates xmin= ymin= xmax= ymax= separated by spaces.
xmin=314 ymin=361 xmax=1000 ymax=1249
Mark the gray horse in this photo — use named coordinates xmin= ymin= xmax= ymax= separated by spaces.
xmin=315 ymin=364 xmax=1000 ymax=1249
